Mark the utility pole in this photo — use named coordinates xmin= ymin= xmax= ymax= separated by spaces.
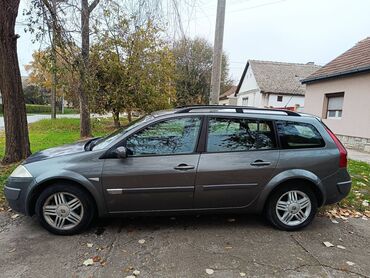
xmin=209 ymin=0 xmax=226 ymax=105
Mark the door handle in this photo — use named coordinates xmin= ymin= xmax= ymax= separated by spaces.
xmin=174 ymin=164 xmax=195 ymax=170
xmin=250 ymin=160 xmax=271 ymax=166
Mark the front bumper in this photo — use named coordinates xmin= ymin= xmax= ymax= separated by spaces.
xmin=4 ymin=177 xmax=34 ymax=215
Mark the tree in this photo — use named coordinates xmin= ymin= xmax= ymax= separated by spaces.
xmin=24 ymin=85 xmax=49 ymax=105
xmin=90 ymin=19 xmax=175 ymax=127
xmin=27 ymin=0 xmax=100 ymax=137
xmin=0 ymin=0 xmax=31 ymax=163
xmin=172 ymin=37 xmax=232 ymax=106
xmin=79 ymin=0 xmax=100 ymax=137
xmin=25 ymin=49 xmax=80 ymax=109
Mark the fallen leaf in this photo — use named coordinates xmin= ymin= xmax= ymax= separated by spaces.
xmin=125 ymin=276 xmax=136 ymax=278
xmin=87 ymin=243 xmax=93 ymax=248
xmin=227 ymin=218 xmax=236 ymax=222
xmin=206 ymin=268 xmax=214 ymax=275
xmin=92 ymin=256 xmax=101 ymax=263
xmin=346 ymin=261 xmax=355 ymax=266
xmin=83 ymin=258 xmax=94 ymax=266
xmin=323 ymin=241 xmax=334 ymax=247
xmin=8 ymin=248 xmax=16 ymax=253
xmin=225 ymin=246 xmax=233 ymax=249
xmin=138 ymin=239 xmax=145 ymax=244
xmin=337 ymin=245 xmax=346 ymax=250
xmin=240 ymin=272 xmax=246 ymax=277
xmin=362 ymin=216 xmax=368 ymax=221
xmin=11 ymin=214 xmax=19 ymax=219
xmin=362 ymin=200 xmax=369 ymax=207
xmin=170 ymin=217 xmax=176 ymax=220
xmin=133 ymin=270 xmax=140 ymax=276
xmin=331 ymin=219 xmax=339 ymax=224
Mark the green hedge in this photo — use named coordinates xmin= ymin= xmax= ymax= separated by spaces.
xmin=0 ymin=104 xmax=79 ymax=115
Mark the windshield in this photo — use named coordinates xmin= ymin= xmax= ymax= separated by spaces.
xmin=92 ymin=115 xmax=153 ymax=150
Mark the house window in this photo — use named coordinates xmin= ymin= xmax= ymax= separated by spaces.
xmin=326 ymin=93 xmax=344 ymax=119
xmin=242 ymin=97 xmax=249 ymax=106
xmin=277 ymin=95 xmax=283 ymax=102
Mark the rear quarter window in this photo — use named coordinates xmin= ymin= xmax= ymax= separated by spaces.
xmin=276 ymin=121 xmax=325 ymax=149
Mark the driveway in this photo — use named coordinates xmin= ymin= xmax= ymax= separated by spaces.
xmin=0 ymin=212 xmax=369 ymax=277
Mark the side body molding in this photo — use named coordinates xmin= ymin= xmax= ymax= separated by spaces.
xmin=254 ymin=169 xmax=326 ymax=212
xmin=26 ymin=170 xmax=107 ymax=216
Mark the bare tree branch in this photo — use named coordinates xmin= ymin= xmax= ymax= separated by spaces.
xmin=88 ymin=0 xmax=100 ymax=13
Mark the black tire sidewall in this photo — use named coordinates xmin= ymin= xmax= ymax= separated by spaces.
xmin=35 ymin=184 xmax=94 ymax=235
xmin=266 ymin=184 xmax=318 ymax=231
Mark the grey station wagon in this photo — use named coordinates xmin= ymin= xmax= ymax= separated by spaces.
xmin=5 ymin=106 xmax=351 ymax=235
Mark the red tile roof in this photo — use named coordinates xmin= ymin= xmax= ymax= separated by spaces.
xmin=303 ymin=37 xmax=370 ymax=83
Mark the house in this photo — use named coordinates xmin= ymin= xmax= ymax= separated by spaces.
xmin=234 ymin=60 xmax=320 ymax=110
xmin=219 ymin=85 xmax=237 ymax=105
xmin=302 ymin=37 xmax=370 ymax=152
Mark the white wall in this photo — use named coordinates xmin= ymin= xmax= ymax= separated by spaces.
xmin=239 ymin=66 xmax=259 ymax=93
xmin=267 ymin=94 xmax=304 ymax=108
xmin=237 ymin=66 xmax=262 ymax=106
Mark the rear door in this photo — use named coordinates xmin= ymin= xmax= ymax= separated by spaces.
xmin=194 ymin=116 xmax=279 ymax=209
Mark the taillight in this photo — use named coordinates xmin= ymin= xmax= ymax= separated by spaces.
xmin=324 ymin=126 xmax=347 ymax=168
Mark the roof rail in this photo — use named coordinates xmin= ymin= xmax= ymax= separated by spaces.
xmin=174 ymin=105 xmax=301 ymax=116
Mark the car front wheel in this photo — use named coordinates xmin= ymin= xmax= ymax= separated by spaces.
xmin=35 ymin=184 xmax=94 ymax=235
xmin=266 ymin=184 xmax=318 ymax=231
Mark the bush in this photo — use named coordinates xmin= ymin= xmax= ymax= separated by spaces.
xmin=0 ymin=104 xmax=79 ymax=115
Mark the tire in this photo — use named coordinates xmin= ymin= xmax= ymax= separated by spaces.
xmin=265 ymin=183 xmax=318 ymax=231
xmin=35 ymin=183 xmax=95 ymax=235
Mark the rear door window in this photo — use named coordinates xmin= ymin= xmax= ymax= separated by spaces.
xmin=206 ymin=117 xmax=277 ymax=152
xmin=276 ymin=121 xmax=325 ymax=149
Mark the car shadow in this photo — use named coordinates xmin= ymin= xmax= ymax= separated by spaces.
xmin=88 ymin=213 xmax=272 ymax=235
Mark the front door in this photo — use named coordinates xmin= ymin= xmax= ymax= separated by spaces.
xmin=102 ymin=116 xmax=202 ymax=212
xmin=194 ymin=116 xmax=279 ymax=209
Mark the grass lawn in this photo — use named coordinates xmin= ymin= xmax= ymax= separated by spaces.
xmin=0 ymin=118 xmax=369 ymax=214
xmin=340 ymin=159 xmax=370 ymax=211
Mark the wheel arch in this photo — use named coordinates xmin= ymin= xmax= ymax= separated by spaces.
xmin=256 ymin=169 xmax=326 ymax=212
xmin=26 ymin=176 xmax=106 ymax=217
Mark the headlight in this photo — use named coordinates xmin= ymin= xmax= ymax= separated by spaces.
xmin=10 ymin=165 xmax=33 ymax=178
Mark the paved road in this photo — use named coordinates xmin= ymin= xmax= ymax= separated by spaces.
xmin=0 ymin=113 xmax=116 ymax=130
xmin=0 ymin=114 xmax=81 ymax=130
xmin=0 ymin=212 xmax=369 ymax=278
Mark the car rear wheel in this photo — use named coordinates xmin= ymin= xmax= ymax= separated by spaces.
xmin=266 ymin=184 xmax=318 ymax=231
xmin=35 ymin=184 xmax=94 ymax=235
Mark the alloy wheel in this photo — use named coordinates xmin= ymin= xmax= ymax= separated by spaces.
xmin=42 ymin=192 xmax=84 ymax=230
xmin=275 ymin=190 xmax=311 ymax=226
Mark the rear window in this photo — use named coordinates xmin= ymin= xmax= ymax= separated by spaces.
xmin=276 ymin=121 xmax=325 ymax=149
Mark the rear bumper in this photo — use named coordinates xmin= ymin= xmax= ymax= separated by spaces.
xmin=324 ymin=168 xmax=352 ymax=205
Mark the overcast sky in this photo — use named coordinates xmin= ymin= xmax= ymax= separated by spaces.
xmin=16 ymin=0 xmax=370 ymax=84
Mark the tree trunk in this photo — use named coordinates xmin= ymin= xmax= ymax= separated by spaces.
xmin=50 ymin=0 xmax=57 ymax=119
xmin=127 ymin=109 xmax=132 ymax=123
xmin=0 ymin=0 xmax=31 ymax=163
xmin=112 ymin=110 xmax=120 ymax=128
xmin=79 ymin=0 xmax=91 ymax=138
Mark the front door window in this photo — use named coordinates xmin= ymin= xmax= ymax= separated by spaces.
xmin=126 ymin=117 xmax=201 ymax=156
